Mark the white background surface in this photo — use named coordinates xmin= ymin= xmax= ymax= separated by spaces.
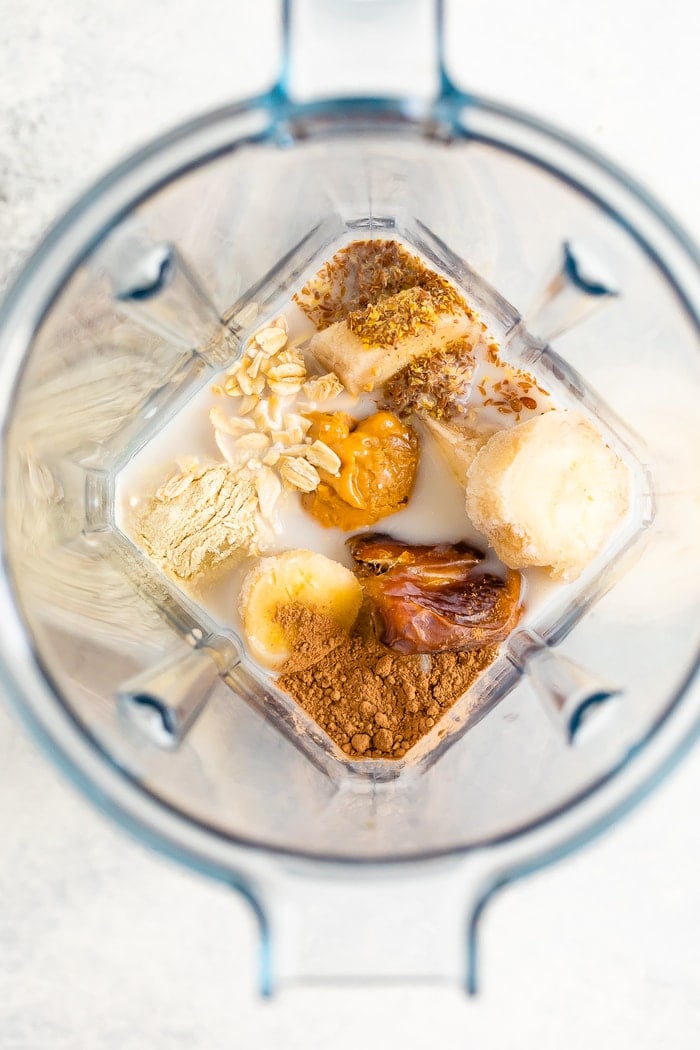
xmin=1 ymin=1 xmax=699 ymax=1046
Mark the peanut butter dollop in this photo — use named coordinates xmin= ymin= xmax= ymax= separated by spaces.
xmin=302 ymin=410 xmax=419 ymax=529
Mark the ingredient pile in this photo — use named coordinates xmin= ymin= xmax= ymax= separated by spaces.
xmin=125 ymin=240 xmax=631 ymax=761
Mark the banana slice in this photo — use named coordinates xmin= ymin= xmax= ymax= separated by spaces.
xmin=420 ymin=416 xmax=494 ymax=487
xmin=240 ymin=549 xmax=363 ymax=669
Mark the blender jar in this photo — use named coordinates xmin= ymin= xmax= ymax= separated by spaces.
xmin=0 ymin=0 xmax=698 ymax=993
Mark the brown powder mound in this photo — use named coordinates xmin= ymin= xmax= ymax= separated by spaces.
xmin=276 ymin=605 xmax=497 ymax=760
xmin=275 ymin=603 xmax=346 ymax=674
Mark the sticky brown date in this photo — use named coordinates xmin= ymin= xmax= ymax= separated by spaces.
xmin=348 ymin=535 xmax=522 ymax=654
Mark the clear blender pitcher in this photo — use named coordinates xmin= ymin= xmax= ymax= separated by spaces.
xmin=0 ymin=0 xmax=698 ymax=994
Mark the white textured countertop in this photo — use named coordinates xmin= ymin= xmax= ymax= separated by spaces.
xmin=1 ymin=2 xmax=698 ymax=1046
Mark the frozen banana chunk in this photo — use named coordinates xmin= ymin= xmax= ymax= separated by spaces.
xmin=308 ymin=287 xmax=479 ymax=395
xmin=421 ymin=416 xmax=494 ymax=487
xmin=465 ymin=410 xmax=631 ymax=580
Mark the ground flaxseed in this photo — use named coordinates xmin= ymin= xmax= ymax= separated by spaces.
xmin=346 ymin=286 xmax=438 ymax=348
xmin=384 ymin=338 xmax=476 ymax=421
xmin=293 ymin=239 xmax=473 ymax=331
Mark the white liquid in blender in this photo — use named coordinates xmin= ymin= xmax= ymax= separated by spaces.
xmin=116 ymin=298 xmax=560 ymax=644
xmin=114 ymin=235 xmax=637 ymax=770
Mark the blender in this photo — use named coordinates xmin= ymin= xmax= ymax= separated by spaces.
xmin=0 ymin=0 xmax=698 ymax=994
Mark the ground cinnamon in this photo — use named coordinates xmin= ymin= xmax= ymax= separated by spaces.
xmin=276 ymin=603 xmax=497 ymax=760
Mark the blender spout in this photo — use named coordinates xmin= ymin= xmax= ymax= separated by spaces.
xmin=257 ymin=856 xmax=492 ymax=994
xmin=529 ymin=647 xmax=622 ymax=745
xmin=278 ymin=0 xmax=443 ymax=104
xmin=117 ymin=646 xmax=223 ymax=748
xmin=510 ymin=630 xmax=622 ymax=745
xmin=523 ymin=239 xmax=620 ymax=343
xmin=94 ymin=223 xmax=239 ymax=367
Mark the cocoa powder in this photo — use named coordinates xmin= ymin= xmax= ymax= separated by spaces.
xmin=275 ymin=603 xmax=344 ymax=673
xmin=276 ymin=604 xmax=497 ymax=760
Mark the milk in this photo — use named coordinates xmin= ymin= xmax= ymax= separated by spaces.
xmin=116 ymin=299 xmax=560 ymax=642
